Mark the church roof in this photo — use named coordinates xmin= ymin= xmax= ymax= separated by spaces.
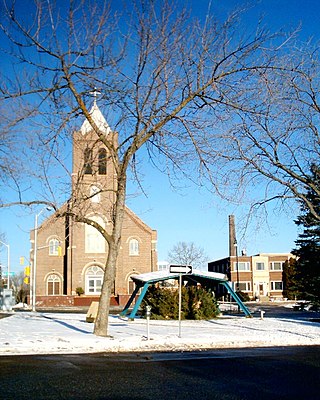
xmin=80 ymin=103 xmax=111 ymax=136
xmin=124 ymin=206 xmax=156 ymax=234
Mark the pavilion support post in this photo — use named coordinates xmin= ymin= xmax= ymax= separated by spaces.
xmin=221 ymin=282 xmax=252 ymax=317
xmin=120 ymin=283 xmax=143 ymax=317
xmin=126 ymin=282 xmax=151 ymax=320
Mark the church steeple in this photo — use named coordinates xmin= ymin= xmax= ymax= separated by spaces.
xmin=72 ymin=98 xmax=116 ymax=209
xmin=80 ymin=103 xmax=111 ymax=136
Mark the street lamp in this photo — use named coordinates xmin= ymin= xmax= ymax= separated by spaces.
xmin=234 ymin=239 xmax=239 ymax=292
xmin=0 ymin=240 xmax=10 ymax=290
xmin=32 ymin=207 xmax=52 ymax=312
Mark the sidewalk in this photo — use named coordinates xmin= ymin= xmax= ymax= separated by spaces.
xmin=0 ymin=311 xmax=320 ymax=356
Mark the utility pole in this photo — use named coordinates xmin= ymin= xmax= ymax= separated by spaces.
xmin=0 ymin=240 xmax=10 ymax=289
xmin=32 ymin=207 xmax=52 ymax=312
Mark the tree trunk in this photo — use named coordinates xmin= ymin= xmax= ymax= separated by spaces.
xmin=93 ymin=173 xmax=126 ymax=337
xmin=93 ymin=239 xmax=119 ymax=336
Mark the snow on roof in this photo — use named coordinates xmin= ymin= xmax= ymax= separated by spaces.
xmin=80 ymin=104 xmax=111 ymax=135
xmin=130 ymin=269 xmax=227 ymax=283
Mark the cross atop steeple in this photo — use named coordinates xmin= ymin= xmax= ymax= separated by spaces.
xmin=89 ymin=88 xmax=101 ymax=107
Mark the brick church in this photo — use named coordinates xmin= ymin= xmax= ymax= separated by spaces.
xmin=30 ymin=102 xmax=157 ymax=307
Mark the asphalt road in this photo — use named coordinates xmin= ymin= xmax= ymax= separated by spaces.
xmin=1 ymin=346 xmax=319 ymax=400
xmin=228 ymin=302 xmax=320 ymax=321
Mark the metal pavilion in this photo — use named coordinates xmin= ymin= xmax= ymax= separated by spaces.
xmin=120 ymin=269 xmax=252 ymax=319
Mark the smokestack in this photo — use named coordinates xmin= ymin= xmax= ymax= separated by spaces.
xmin=229 ymin=215 xmax=236 ymax=257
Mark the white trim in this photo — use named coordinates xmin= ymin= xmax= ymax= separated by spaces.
xmin=126 ymin=236 xmax=142 ymax=243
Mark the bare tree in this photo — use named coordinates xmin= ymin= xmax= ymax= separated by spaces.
xmin=208 ymin=45 xmax=320 ymax=222
xmin=10 ymin=271 xmax=28 ymax=304
xmin=168 ymin=242 xmax=208 ymax=270
xmin=0 ymin=1 xmax=299 ymax=336
xmin=0 ymin=107 xmax=21 ymax=199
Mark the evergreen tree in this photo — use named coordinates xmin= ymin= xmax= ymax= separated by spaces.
xmin=142 ymin=285 xmax=219 ymax=320
xmin=282 ymin=258 xmax=299 ymax=300
xmin=293 ymin=165 xmax=320 ymax=308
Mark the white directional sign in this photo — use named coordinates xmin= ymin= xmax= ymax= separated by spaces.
xmin=169 ymin=265 xmax=192 ymax=274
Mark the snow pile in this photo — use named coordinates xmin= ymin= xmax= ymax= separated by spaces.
xmin=0 ymin=312 xmax=319 ymax=356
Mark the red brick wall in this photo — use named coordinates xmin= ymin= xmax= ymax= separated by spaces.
xmin=35 ymin=295 xmax=74 ymax=307
xmin=31 ymin=295 xmax=129 ymax=307
xmin=74 ymin=295 xmax=120 ymax=306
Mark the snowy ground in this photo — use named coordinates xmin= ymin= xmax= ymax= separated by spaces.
xmin=0 ymin=309 xmax=319 ymax=356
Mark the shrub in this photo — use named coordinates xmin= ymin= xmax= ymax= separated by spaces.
xmin=76 ymin=287 xmax=84 ymax=296
xmin=142 ymin=285 xmax=219 ymax=320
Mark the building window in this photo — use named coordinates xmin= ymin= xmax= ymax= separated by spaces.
xmin=237 ymin=282 xmax=251 ymax=292
xmin=234 ymin=262 xmax=250 ymax=271
xmin=98 ymin=148 xmax=107 ymax=175
xmin=256 ymin=262 xmax=265 ymax=271
xmin=271 ymin=281 xmax=283 ymax=291
xmin=158 ymin=262 xmax=169 ymax=271
xmin=47 ymin=274 xmax=61 ymax=295
xmin=85 ymin=216 xmax=105 ymax=253
xmin=270 ymin=262 xmax=284 ymax=271
xmin=49 ymin=239 xmax=60 ymax=256
xmin=84 ymin=147 xmax=93 ymax=174
xmin=85 ymin=266 xmax=104 ymax=295
xmin=129 ymin=239 xmax=139 ymax=256
xmin=90 ymin=185 xmax=101 ymax=203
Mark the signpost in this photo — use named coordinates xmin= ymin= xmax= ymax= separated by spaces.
xmin=169 ymin=265 xmax=193 ymax=338
xmin=146 ymin=305 xmax=151 ymax=340
xmin=169 ymin=265 xmax=192 ymax=274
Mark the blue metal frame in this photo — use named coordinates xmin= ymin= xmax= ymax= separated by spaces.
xmin=120 ymin=277 xmax=252 ymax=320
xmin=120 ymin=283 xmax=143 ymax=317
xmin=220 ymin=282 xmax=252 ymax=317
xmin=120 ymin=282 xmax=151 ymax=320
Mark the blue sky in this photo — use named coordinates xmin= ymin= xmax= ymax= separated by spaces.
xmin=1 ymin=0 xmax=320 ymax=273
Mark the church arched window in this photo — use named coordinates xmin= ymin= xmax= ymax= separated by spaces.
xmin=85 ymin=265 xmax=104 ymax=295
xmin=49 ymin=238 xmax=60 ymax=256
xmin=84 ymin=147 xmax=93 ymax=174
xmin=47 ymin=274 xmax=61 ymax=295
xmin=85 ymin=215 xmax=106 ymax=253
xmin=129 ymin=238 xmax=139 ymax=256
xmin=98 ymin=148 xmax=107 ymax=175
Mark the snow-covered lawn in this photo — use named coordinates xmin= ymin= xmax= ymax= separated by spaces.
xmin=0 ymin=311 xmax=319 ymax=355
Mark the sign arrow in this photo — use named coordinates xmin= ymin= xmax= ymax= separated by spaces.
xmin=169 ymin=265 xmax=193 ymax=274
